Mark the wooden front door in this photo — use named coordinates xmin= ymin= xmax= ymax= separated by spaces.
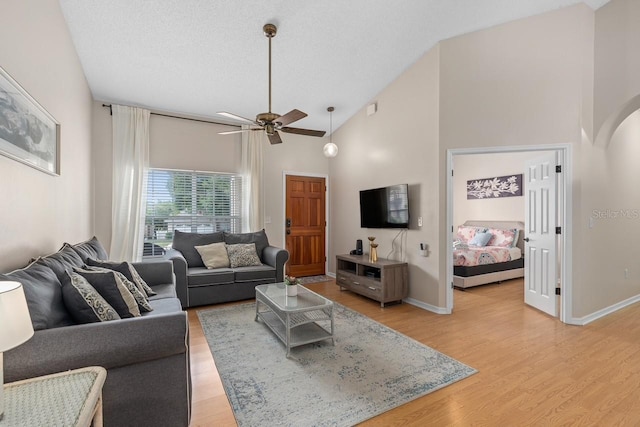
xmin=285 ymin=175 xmax=326 ymax=277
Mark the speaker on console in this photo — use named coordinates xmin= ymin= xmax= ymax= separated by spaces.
xmin=356 ymin=239 xmax=363 ymax=255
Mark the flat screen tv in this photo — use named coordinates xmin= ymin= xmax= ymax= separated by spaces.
xmin=359 ymin=184 xmax=409 ymax=229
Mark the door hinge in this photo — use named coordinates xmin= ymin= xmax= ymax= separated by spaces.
xmin=452 ymin=169 xmax=454 ymax=177
xmin=451 ymin=282 xmax=454 ymax=289
xmin=556 ymin=165 xmax=562 ymax=173
xmin=555 ymin=288 xmax=561 ymax=296
xmin=556 ymin=227 xmax=561 ymax=234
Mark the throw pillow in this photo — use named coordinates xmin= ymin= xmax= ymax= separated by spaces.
xmin=73 ymin=268 xmax=141 ymax=318
xmin=224 ymin=229 xmax=269 ymax=260
xmin=195 ymin=242 xmax=230 ymax=269
xmin=67 ymin=236 xmax=109 ymax=262
xmin=85 ymin=266 xmax=153 ymax=313
xmin=469 ymin=232 xmax=493 ymax=247
xmin=0 ymin=261 xmax=75 ymax=331
xmin=62 ymin=272 xmax=121 ymax=323
xmin=226 ymin=243 xmax=263 ymax=268
xmin=85 ymin=259 xmax=156 ymax=297
xmin=172 ymin=230 xmax=224 ymax=268
xmin=34 ymin=244 xmax=85 ymax=282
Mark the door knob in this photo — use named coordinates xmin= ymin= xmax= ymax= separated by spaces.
xmin=286 ymin=218 xmax=292 ymax=227
xmin=524 ymin=237 xmax=530 ymax=242
xmin=286 ymin=229 xmax=291 ymax=235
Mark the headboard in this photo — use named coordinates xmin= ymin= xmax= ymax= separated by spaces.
xmin=462 ymin=220 xmax=525 ymax=253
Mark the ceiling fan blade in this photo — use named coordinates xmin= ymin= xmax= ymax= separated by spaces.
xmin=218 ymin=129 xmax=248 ymax=135
xmin=281 ymin=127 xmax=326 ymax=138
xmin=217 ymin=111 xmax=258 ymax=125
xmin=277 ymin=109 xmax=307 ymax=127
xmin=268 ymin=131 xmax=283 ymax=145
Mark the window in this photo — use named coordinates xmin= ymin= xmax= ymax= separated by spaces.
xmin=143 ymin=169 xmax=242 ymax=256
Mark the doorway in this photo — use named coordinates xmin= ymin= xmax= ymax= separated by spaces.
xmin=446 ymin=144 xmax=573 ymax=323
xmin=283 ymin=173 xmax=328 ymax=277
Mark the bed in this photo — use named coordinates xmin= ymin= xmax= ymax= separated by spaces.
xmin=453 ymin=220 xmax=525 ymax=289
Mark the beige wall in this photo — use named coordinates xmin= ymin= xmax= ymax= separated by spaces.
xmin=594 ymin=0 xmax=640 ymax=141
xmin=331 ymin=4 xmax=599 ymax=314
xmin=453 ymin=152 xmax=532 ymax=228
xmin=329 ymin=46 xmax=441 ymax=307
xmin=0 ymin=0 xmax=93 ymax=271
xmin=92 ymin=101 xmax=328 ymax=251
xmin=438 ymin=4 xmax=596 ymax=315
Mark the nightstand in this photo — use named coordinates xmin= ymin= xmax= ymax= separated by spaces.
xmin=1 ymin=366 xmax=107 ymax=427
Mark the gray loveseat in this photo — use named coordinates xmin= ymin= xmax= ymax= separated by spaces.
xmin=0 ymin=237 xmax=191 ymax=427
xmin=165 ymin=229 xmax=289 ymax=308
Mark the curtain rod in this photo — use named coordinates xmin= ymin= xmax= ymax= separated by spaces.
xmin=101 ymin=104 xmax=239 ymax=128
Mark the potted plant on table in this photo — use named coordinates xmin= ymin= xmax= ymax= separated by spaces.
xmin=284 ymin=275 xmax=301 ymax=296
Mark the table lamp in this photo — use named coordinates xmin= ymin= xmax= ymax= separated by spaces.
xmin=0 ymin=281 xmax=34 ymax=420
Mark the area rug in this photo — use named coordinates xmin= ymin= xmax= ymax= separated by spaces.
xmin=298 ymin=275 xmax=333 ymax=285
xmin=197 ymin=302 xmax=476 ymax=427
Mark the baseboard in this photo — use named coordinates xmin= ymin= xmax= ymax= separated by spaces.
xmin=326 ymin=272 xmax=336 ymax=278
xmin=404 ymin=297 xmax=451 ymax=314
xmin=571 ymin=293 xmax=640 ymax=325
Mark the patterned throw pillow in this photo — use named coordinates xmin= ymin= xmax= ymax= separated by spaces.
xmin=73 ymin=268 xmax=141 ymax=318
xmin=195 ymin=242 xmax=230 ymax=269
xmin=62 ymin=272 xmax=121 ymax=323
xmin=486 ymin=228 xmax=518 ymax=247
xmin=85 ymin=266 xmax=153 ymax=313
xmin=226 ymin=243 xmax=263 ymax=268
xmin=86 ymin=259 xmax=156 ymax=297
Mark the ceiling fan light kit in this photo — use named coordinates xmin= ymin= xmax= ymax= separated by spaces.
xmin=323 ymin=106 xmax=338 ymax=158
xmin=217 ymin=23 xmax=326 ymax=145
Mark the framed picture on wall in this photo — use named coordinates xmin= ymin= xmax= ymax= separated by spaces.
xmin=0 ymin=66 xmax=60 ymax=175
xmin=467 ymin=174 xmax=523 ymax=199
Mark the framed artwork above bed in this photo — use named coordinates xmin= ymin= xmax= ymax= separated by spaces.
xmin=467 ymin=174 xmax=522 ymax=199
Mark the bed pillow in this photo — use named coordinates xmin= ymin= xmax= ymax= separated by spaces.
xmin=469 ymin=232 xmax=493 ymax=247
xmin=486 ymin=228 xmax=518 ymax=247
xmin=456 ymin=226 xmax=487 ymax=243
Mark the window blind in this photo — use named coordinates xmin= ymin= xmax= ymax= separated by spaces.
xmin=143 ymin=169 xmax=242 ymax=255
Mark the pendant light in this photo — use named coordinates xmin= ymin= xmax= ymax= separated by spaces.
xmin=323 ymin=106 xmax=338 ymax=158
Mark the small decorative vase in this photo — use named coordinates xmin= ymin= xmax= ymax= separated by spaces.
xmin=286 ymin=285 xmax=298 ymax=297
xmin=370 ymin=243 xmax=378 ymax=263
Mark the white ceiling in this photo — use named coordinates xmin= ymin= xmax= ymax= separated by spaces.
xmin=59 ymin=0 xmax=609 ymax=135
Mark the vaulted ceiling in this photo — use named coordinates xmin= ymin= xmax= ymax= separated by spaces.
xmin=60 ymin=0 xmax=609 ymax=134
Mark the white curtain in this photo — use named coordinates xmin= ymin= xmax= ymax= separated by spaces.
xmin=110 ymin=104 xmax=150 ymax=262
xmin=241 ymin=126 xmax=265 ymax=232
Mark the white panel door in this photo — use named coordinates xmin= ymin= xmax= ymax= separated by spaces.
xmin=524 ymin=152 xmax=558 ymax=316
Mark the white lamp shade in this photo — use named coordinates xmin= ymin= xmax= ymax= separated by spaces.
xmin=323 ymin=142 xmax=338 ymax=158
xmin=0 ymin=281 xmax=34 ymax=352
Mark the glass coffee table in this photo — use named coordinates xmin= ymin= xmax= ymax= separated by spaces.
xmin=255 ymin=283 xmax=334 ymax=357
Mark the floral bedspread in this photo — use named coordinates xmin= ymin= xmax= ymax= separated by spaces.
xmin=453 ymin=245 xmax=514 ymax=267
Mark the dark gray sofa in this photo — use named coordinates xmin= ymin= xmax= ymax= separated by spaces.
xmin=0 ymin=237 xmax=191 ymax=427
xmin=165 ymin=229 xmax=289 ymax=307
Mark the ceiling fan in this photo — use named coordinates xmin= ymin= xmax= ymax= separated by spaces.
xmin=217 ymin=23 xmax=326 ymax=145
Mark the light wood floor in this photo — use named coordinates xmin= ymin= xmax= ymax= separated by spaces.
xmin=187 ymin=279 xmax=640 ymax=426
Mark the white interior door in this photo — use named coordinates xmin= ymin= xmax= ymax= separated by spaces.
xmin=524 ymin=152 xmax=558 ymax=316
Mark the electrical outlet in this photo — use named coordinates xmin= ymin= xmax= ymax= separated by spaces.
xmin=418 ymin=216 xmax=423 ymax=227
